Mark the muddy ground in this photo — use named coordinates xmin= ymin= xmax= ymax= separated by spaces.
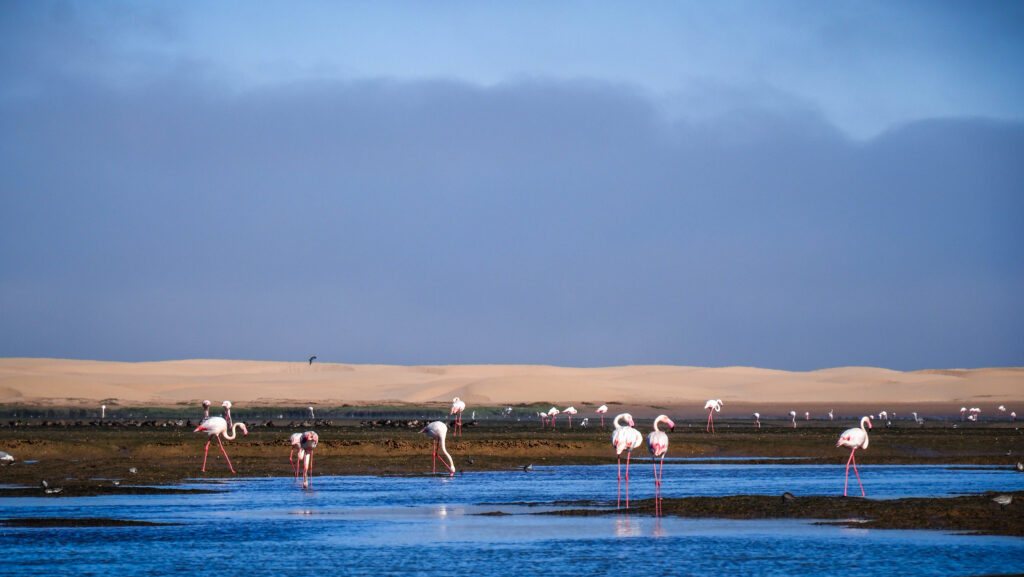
xmin=1 ymin=416 xmax=1022 ymax=535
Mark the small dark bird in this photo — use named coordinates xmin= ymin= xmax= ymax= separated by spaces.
xmin=308 ymin=356 xmax=317 ymax=365
xmin=782 ymin=491 xmax=797 ymax=503
xmin=523 ymin=464 xmax=533 ymax=472
xmin=466 ymin=456 xmax=474 ymax=465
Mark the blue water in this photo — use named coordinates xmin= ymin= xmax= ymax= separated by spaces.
xmin=2 ymin=464 xmax=1022 ymax=576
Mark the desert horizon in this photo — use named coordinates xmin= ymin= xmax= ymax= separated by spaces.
xmin=2 ymin=358 xmax=1021 ymax=415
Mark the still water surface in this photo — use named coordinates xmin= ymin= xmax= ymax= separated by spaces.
xmin=3 ymin=464 xmax=1022 ymax=576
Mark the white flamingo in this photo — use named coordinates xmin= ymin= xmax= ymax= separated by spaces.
xmin=563 ymin=406 xmax=578 ymax=428
xmin=547 ymin=407 xmax=560 ymax=429
xmin=421 ymin=421 xmax=455 ymax=476
xmin=288 ymin=432 xmax=303 ymax=477
xmin=789 ymin=410 xmax=797 ymax=428
xmin=704 ymin=399 xmax=723 ymax=433
xmin=194 ymin=416 xmax=248 ymax=474
xmin=611 ymin=413 xmax=643 ymax=509
xmin=297 ymin=431 xmax=319 ymax=488
xmin=837 ymin=416 xmax=872 ymax=497
xmin=647 ymin=414 xmax=675 ymax=516
xmin=753 ymin=412 xmax=761 ymax=428
xmin=595 ymin=404 xmax=609 ymax=427
xmin=450 ymin=397 xmax=466 ymax=437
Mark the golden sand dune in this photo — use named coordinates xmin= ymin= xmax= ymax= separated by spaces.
xmin=0 ymin=358 xmax=1020 ymax=411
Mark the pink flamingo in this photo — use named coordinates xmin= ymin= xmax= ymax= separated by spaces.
xmin=288 ymin=432 xmax=303 ymax=477
xmin=595 ymin=404 xmax=608 ymax=427
xmin=547 ymin=407 xmax=560 ymax=429
xmin=450 ymin=397 xmax=466 ymax=437
xmin=959 ymin=407 xmax=967 ymax=421
xmin=563 ymin=406 xmax=578 ymax=428
xmin=297 ymin=431 xmax=318 ymax=488
xmin=194 ymin=416 xmax=248 ymax=473
xmin=753 ymin=412 xmax=761 ymax=428
xmin=201 ymin=400 xmax=211 ymax=420
xmin=789 ymin=410 xmax=797 ymax=428
xmin=1012 ymin=411 xmax=1017 ymax=422
xmin=611 ymin=413 xmax=643 ymax=509
xmin=704 ymin=399 xmax=722 ymax=433
xmin=421 ymin=421 xmax=455 ymax=476
xmin=804 ymin=411 xmax=810 ymax=421
xmin=828 ymin=409 xmax=834 ymax=421
xmin=647 ymin=414 xmax=675 ymax=516
xmin=222 ymin=400 xmax=233 ymax=427
xmin=537 ymin=411 xmax=548 ymax=428
xmin=837 ymin=416 xmax=872 ymax=497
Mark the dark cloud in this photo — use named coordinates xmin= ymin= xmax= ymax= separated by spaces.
xmin=1 ymin=73 xmax=1021 ymax=369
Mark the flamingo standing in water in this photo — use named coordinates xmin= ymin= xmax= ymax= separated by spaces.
xmin=611 ymin=413 xmax=643 ymax=509
xmin=595 ymin=405 xmax=608 ymax=427
xmin=421 ymin=421 xmax=455 ymax=476
xmin=537 ymin=411 xmax=548 ymax=428
xmin=297 ymin=431 xmax=319 ymax=488
xmin=704 ymin=399 xmax=723 ymax=433
xmin=753 ymin=412 xmax=761 ymax=428
xmin=563 ymin=406 xmax=578 ymax=428
xmin=837 ymin=416 xmax=872 ymax=497
xmin=450 ymin=397 xmax=466 ymax=437
xmin=194 ymin=416 xmax=248 ymax=473
xmin=288 ymin=432 xmax=303 ymax=477
xmin=789 ymin=411 xmax=797 ymax=428
xmin=647 ymin=415 xmax=675 ymax=516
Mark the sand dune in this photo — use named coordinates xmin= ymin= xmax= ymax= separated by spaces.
xmin=0 ymin=358 xmax=1020 ymax=413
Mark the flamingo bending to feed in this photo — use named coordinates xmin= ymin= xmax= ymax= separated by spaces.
xmin=704 ymin=399 xmax=723 ymax=433
xmin=611 ymin=413 xmax=643 ymax=509
xmin=595 ymin=404 xmax=608 ymax=427
xmin=547 ymin=407 xmax=560 ymax=429
xmin=297 ymin=431 xmax=319 ymax=488
xmin=289 ymin=432 xmax=303 ymax=477
xmin=450 ymin=397 xmax=466 ymax=437
xmin=647 ymin=414 xmax=675 ymax=516
xmin=563 ymin=406 xmax=578 ymax=428
xmin=421 ymin=421 xmax=455 ymax=476
xmin=194 ymin=416 xmax=248 ymax=473
xmin=753 ymin=412 xmax=761 ymax=428
xmin=837 ymin=416 xmax=872 ymax=497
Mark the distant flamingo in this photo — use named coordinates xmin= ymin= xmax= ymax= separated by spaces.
xmin=547 ymin=407 xmax=560 ymax=429
xmin=647 ymin=414 xmax=675 ymax=516
xmin=753 ymin=412 xmax=761 ymax=428
xmin=837 ymin=416 xmax=871 ymax=497
xmin=537 ymin=411 xmax=548 ymax=428
xmin=611 ymin=413 xmax=643 ymax=509
xmin=563 ymin=406 xmax=578 ymax=428
xmin=1011 ymin=411 xmax=1017 ymax=422
xmin=804 ymin=411 xmax=810 ymax=421
xmin=959 ymin=407 xmax=967 ymax=421
xmin=828 ymin=409 xmax=834 ymax=421
xmin=789 ymin=411 xmax=797 ymax=428
xmin=222 ymin=400 xmax=233 ymax=427
xmin=911 ymin=412 xmax=924 ymax=426
xmin=877 ymin=410 xmax=887 ymax=422
xmin=595 ymin=404 xmax=609 ymax=427
xmin=288 ymin=432 xmax=303 ymax=477
xmin=450 ymin=397 xmax=466 ymax=437
xmin=194 ymin=416 xmax=248 ymax=473
xmin=998 ymin=405 xmax=1006 ymax=413
xmin=704 ymin=399 xmax=723 ymax=433
xmin=297 ymin=431 xmax=318 ymax=488
xmin=202 ymin=400 xmax=211 ymax=420
xmin=421 ymin=421 xmax=455 ymax=476
xmin=101 ymin=405 xmax=106 ymax=419
xmin=308 ymin=406 xmax=315 ymax=420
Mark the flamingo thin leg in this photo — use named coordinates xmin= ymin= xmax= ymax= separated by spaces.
xmin=625 ymin=451 xmax=632 ymax=509
xmin=851 ymin=452 xmax=864 ymax=496
xmin=844 ymin=448 xmax=855 ymax=496
xmin=617 ymin=457 xmax=622 ymax=509
xmin=216 ymin=436 xmax=235 ymax=473
xmin=202 ymin=440 xmax=212 ymax=472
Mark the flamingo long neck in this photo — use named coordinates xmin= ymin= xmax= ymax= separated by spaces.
xmin=222 ymin=422 xmax=247 ymax=440
xmin=653 ymin=416 xmax=668 ymax=432
xmin=613 ymin=414 xmax=629 ymax=429
xmin=437 ymin=435 xmax=455 ymax=473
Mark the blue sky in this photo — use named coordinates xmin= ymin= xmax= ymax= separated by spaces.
xmin=1 ymin=1 xmax=1022 ymax=369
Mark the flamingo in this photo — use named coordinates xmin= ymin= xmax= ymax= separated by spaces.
xmin=595 ymin=404 xmax=609 ymax=427
xmin=837 ymin=416 xmax=871 ymax=496
xmin=912 ymin=412 xmax=925 ymax=426
xmin=647 ymin=414 xmax=675 ymax=516
xmin=1012 ymin=411 xmax=1017 ymax=422
xmin=998 ymin=405 xmax=1007 ymax=412
xmin=202 ymin=400 xmax=211 ymax=420
xmin=611 ymin=413 xmax=643 ymax=509
xmin=308 ymin=406 xmax=315 ymax=420
xmin=194 ymin=416 xmax=248 ymax=474
xmin=877 ymin=410 xmax=887 ymax=422
xmin=101 ymin=405 xmax=106 ymax=420
xmin=753 ymin=412 xmax=761 ymax=428
xmin=222 ymin=400 xmax=233 ymax=427
xmin=804 ymin=411 xmax=810 ymax=421
xmin=789 ymin=411 xmax=797 ymax=428
xmin=704 ymin=399 xmax=723 ymax=433
xmin=563 ymin=406 xmax=578 ymax=429
xmin=537 ymin=411 xmax=548 ymax=428
xmin=420 ymin=421 xmax=455 ymax=476
xmin=547 ymin=407 xmax=560 ymax=429
xmin=828 ymin=409 xmax=834 ymax=421
xmin=450 ymin=397 xmax=466 ymax=437
xmin=959 ymin=407 xmax=967 ymax=421
xmin=297 ymin=431 xmax=319 ymax=488
xmin=288 ymin=432 xmax=303 ymax=477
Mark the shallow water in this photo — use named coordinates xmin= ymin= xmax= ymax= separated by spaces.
xmin=3 ymin=464 xmax=1022 ymax=576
